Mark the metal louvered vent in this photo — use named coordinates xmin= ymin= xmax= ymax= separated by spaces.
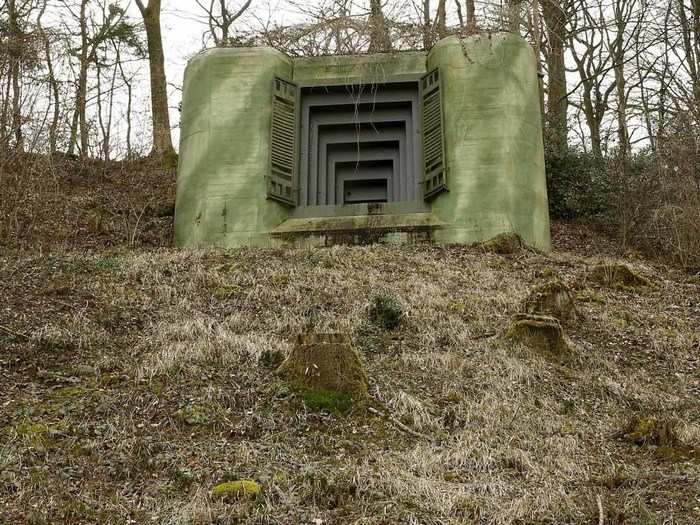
xmin=421 ymin=69 xmax=448 ymax=200
xmin=268 ymin=77 xmax=298 ymax=206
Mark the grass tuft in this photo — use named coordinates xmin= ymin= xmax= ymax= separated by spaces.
xmin=368 ymin=294 xmax=405 ymax=330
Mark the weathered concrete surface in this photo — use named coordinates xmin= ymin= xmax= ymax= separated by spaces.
xmin=174 ymin=47 xmax=293 ymax=248
xmin=174 ymin=35 xmax=550 ymax=250
xmin=294 ymin=51 xmax=427 ymax=85
xmin=427 ymin=34 xmax=550 ymax=250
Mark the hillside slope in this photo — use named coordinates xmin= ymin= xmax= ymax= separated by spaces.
xmin=1 ymin=244 xmax=699 ymax=524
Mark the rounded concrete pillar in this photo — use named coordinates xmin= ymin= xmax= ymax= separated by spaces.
xmin=427 ymin=34 xmax=550 ymax=250
xmin=174 ymin=47 xmax=293 ymax=247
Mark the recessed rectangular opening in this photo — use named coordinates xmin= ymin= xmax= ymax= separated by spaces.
xmin=343 ymin=179 xmax=389 ymax=204
xmin=299 ymin=82 xmax=421 ymax=209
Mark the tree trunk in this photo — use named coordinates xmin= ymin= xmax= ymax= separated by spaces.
xmin=1 ymin=72 xmax=11 ymax=153
xmin=96 ymin=61 xmax=107 ymax=161
xmin=78 ymin=57 xmax=89 ymax=156
xmin=37 ymin=4 xmax=59 ymax=155
xmin=115 ymin=42 xmax=133 ymax=157
xmin=677 ymin=0 xmax=700 ymax=122
xmin=8 ymin=0 xmax=23 ymax=152
xmin=507 ymin=0 xmax=522 ymax=33
xmin=542 ymin=0 xmax=568 ymax=156
xmin=614 ymin=60 xmax=630 ymax=177
xmin=136 ymin=0 xmax=174 ymax=158
xmin=68 ymin=0 xmax=89 ymax=156
xmin=466 ymin=0 xmax=476 ymax=28
xmin=422 ymin=0 xmax=432 ymax=50
xmin=368 ymin=0 xmax=392 ymax=52
xmin=437 ymin=0 xmax=447 ymax=39
xmin=531 ymin=0 xmax=545 ymax=124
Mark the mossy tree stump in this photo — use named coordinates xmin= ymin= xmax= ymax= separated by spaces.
xmin=277 ymin=333 xmax=369 ymax=404
xmin=506 ymin=314 xmax=570 ymax=356
xmin=623 ymin=416 xmax=679 ymax=447
xmin=588 ymin=263 xmax=651 ymax=288
xmin=522 ymin=279 xmax=577 ymax=321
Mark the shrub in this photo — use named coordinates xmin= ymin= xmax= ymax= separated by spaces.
xmin=544 ymin=145 xmax=611 ymax=219
xmin=368 ymin=294 xmax=405 ymax=330
xmin=545 ymin=140 xmax=700 ymax=269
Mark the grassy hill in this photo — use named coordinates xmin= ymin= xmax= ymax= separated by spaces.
xmin=1 ymin=239 xmax=698 ymax=524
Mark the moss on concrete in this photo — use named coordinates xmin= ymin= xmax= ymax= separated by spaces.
xmin=298 ymin=388 xmax=355 ymax=413
xmin=475 ymin=232 xmax=524 ymax=255
xmin=175 ymin=34 xmax=551 ymax=251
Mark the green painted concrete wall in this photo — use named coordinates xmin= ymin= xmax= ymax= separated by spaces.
xmin=174 ymin=47 xmax=293 ymax=247
xmin=428 ymin=34 xmax=551 ymax=250
xmin=174 ymin=35 xmax=550 ymax=250
xmin=294 ymin=51 xmax=427 ymax=85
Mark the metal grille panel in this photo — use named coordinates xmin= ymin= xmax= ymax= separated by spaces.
xmin=421 ymin=69 xmax=448 ymax=199
xmin=268 ymin=78 xmax=298 ymax=205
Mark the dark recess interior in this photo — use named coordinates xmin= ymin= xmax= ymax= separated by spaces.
xmin=336 ymin=159 xmax=393 ymax=204
xmin=299 ymin=83 xmax=421 ymax=207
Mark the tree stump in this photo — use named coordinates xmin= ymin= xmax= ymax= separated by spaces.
xmin=588 ymin=263 xmax=651 ymax=288
xmin=506 ymin=314 xmax=570 ymax=356
xmin=522 ymin=279 xmax=577 ymax=321
xmin=277 ymin=333 xmax=369 ymax=398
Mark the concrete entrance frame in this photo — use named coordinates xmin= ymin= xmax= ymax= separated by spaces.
xmin=174 ymin=33 xmax=551 ymax=250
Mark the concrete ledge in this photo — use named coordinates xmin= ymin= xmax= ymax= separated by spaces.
xmin=270 ymin=212 xmax=447 ymax=235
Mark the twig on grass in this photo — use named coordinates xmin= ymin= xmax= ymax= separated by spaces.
xmin=470 ymin=331 xmax=498 ymax=340
xmin=367 ymin=405 xmax=435 ymax=442
xmin=0 ymin=324 xmax=30 ymax=341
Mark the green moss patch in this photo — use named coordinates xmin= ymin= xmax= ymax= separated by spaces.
xmin=174 ymin=404 xmax=212 ymax=426
xmin=211 ymin=480 xmax=261 ymax=500
xmin=475 ymin=232 xmax=524 ymax=255
xmin=298 ymin=388 xmax=356 ymax=414
xmin=4 ymin=419 xmax=68 ymax=447
xmin=621 ymin=416 xmax=699 ymax=462
xmin=623 ymin=416 xmax=679 ymax=447
xmin=576 ymin=288 xmax=606 ymax=304
xmin=368 ymin=294 xmax=405 ymax=330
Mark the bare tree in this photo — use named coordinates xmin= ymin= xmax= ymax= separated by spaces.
xmin=676 ymin=0 xmax=700 ymax=122
xmin=135 ymin=0 xmax=174 ymax=158
xmin=36 ymin=1 xmax=61 ymax=154
xmin=64 ymin=0 xmax=131 ymax=157
xmin=568 ymin=0 xmax=614 ymax=158
xmin=368 ymin=0 xmax=392 ymax=51
xmin=542 ymin=0 xmax=569 ymax=155
xmin=506 ymin=0 xmax=522 ymax=32
xmin=195 ymin=0 xmax=253 ymax=46
xmin=436 ymin=0 xmax=447 ymax=38
xmin=466 ymin=0 xmax=476 ymax=28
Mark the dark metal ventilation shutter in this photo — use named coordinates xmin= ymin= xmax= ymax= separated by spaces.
xmin=421 ymin=69 xmax=448 ymax=200
xmin=268 ymin=77 xmax=298 ymax=206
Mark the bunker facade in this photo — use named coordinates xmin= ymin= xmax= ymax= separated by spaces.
xmin=174 ymin=33 xmax=551 ymax=250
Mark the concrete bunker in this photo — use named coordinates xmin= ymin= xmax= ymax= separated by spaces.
xmin=174 ymin=33 xmax=551 ymax=250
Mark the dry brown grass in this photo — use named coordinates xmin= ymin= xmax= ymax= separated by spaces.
xmin=1 ymin=244 xmax=699 ymax=524
xmin=0 ymin=153 xmax=175 ymax=251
